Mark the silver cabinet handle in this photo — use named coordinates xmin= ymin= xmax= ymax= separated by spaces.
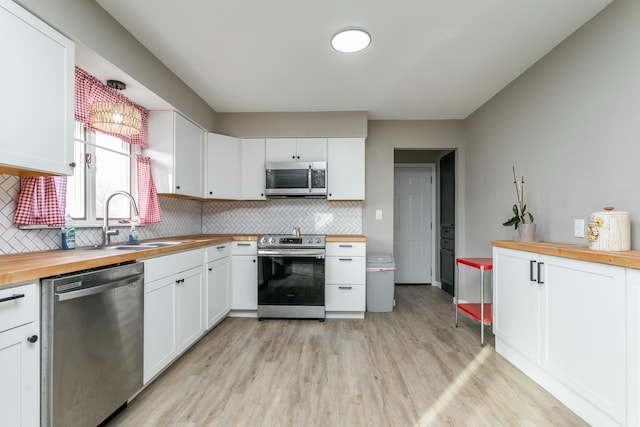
xmin=0 ymin=293 xmax=25 ymax=303
xmin=339 ymin=244 xmax=353 ymax=248
xmin=338 ymin=286 xmax=353 ymax=290
xmin=339 ymin=258 xmax=353 ymax=262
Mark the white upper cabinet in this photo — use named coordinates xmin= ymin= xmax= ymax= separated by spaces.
xmin=241 ymin=138 xmax=266 ymax=200
xmin=0 ymin=0 xmax=75 ymax=176
xmin=265 ymin=138 xmax=327 ymax=162
xmin=148 ymin=111 xmax=204 ymax=198
xmin=327 ymin=138 xmax=365 ymax=200
xmin=206 ymin=133 xmax=240 ymax=200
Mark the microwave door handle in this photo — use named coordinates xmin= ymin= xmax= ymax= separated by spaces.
xmin=308 ymin=165 xmax=312 ymax=193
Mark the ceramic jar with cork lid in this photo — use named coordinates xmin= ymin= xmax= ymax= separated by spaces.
xmin=587 ymin=207 xmax=630 ymax=251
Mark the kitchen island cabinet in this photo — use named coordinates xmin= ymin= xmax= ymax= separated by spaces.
xmin=327 ymin=138 xmax=365 ymax=200
xmin=0 ymin=0 xmax=75 ymax=176
xmin=493 ymin=243 xmax=630 ymax=427
xmin=0 ymin=281 xmax=40 ymax=427
xmin=142 ymin=249 xmax=205 ymax=384
xmin=148 ymin=111 xmax=204 ymax=198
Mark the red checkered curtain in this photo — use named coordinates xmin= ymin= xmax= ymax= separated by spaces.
xmin=13 ymin=176 xmax=67 ymax=226
xmin=136 ymin=155 xmax=162 ymax=224
xmin=74 ymin=66 xmax=149 ymax=148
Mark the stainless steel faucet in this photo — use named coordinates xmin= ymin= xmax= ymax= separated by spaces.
xmin=102 ymin=191 xmax=140 ymax=246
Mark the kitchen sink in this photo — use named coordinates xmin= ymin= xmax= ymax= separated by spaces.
xmin=86 ymin=240 xmax=195 ymax=251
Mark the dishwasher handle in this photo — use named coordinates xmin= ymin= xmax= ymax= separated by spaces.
xmin=55 ymin=275 xmax=142 ymax=302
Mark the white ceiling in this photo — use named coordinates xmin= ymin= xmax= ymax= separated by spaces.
xmin=93 ymin=0 xmax=612 ymax=120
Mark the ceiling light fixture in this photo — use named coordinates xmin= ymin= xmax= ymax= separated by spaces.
xmin=90 ymin=80 xmax=142 ymax=135
xmin=331 ymin=28 xmax=371 ymax=53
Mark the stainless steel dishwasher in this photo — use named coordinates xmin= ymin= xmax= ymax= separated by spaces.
xmin=41 ymin=261 xmax=144 ymax=427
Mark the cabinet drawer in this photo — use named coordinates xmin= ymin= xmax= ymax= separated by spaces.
xmin=326 ymin=242 xmax=366 ymax=257
xmin=440 ymin=238 xmax=454 ymax=251
xmin=144 ymin=248 xmax=204 ymax=283
xmin=441 ymin=227 xmax=455 ymax=239
xmin=325 ymin=257 xmax=366 ymax=285
xmin=0 ymin=282 xmax=38 ymax=333
xmin=326 ymin=284 xmax=366 ymax=312
xmin=206 ymin=243 xmax=230 ymax=262
xmin=231 ymin=241 xmax=257 ymax=255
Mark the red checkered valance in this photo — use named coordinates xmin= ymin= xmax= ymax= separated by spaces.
xmin=75 ymin=67 xmax=149 ymax=148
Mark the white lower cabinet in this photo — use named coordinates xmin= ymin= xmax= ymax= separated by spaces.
xmin=143 ymin=249 xmax=205 ymax=384
xmin=206 ymin=243 xmax=231 ymax=328
xmin=230 ymin=242 xmax=258 ymax=312
xmin=0 ymin=282 xmax=40 ymax=427
xmin=325 ymin=242 xmax=366 ymax=317
xmin=493 ymin=247 xmax=628 ymax=427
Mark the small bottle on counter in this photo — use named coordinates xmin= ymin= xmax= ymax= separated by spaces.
xmin=61 ymin=213 xmax=76 ymax=250
xmin=128 ymin=223 xmax=139 ymax=244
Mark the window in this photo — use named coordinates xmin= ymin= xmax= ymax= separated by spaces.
xmin=67 ymin=122 xmax=139 ymax=225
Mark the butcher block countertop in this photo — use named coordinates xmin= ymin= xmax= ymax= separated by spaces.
xmin=0 ymin=235 xmax=254 ymax=287
xmin=0 ymin=234 xmax=367 ymax=287
xmin=493 ymin=240 xmax=640 ymax=269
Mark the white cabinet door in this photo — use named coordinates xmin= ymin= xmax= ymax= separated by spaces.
xmin=174 ymin=113 xmax=204 ymax=197
xmin=143 ymin=276 xmax=177 ymax=384
xmin=493 ymin=247 xmax=543 ymax=365
xmin=148 ymin=111 xmax=204 ymax=198
xmin=0 ymin=0 xmax=75 ymax=176
xmin=231 ymin=255 xmax=257 ymax=310
xmin=241 ymin=138 xmax=266 ymax=200
xmin=327 ymin=138 xmax=365 ymax=200
xmin=265 ymin=138 xmax=297 ymax=162
xmin=176 ymin=266 xmax=205 ymax=351
xmin=296 ymin=138 xmax=327 ymax=161
xmin=543 ymin=255 xmax=626 ymax=425
xmin=325 ymin=257 xmax=366 ymax=285
xmin=265 ymin=138 xmax=327 ymax=162
xmin=325 ymin=285 xmax=366 ymax=312
xmin=626 ymin=268 xmax=640 ymax=427
xmin=207 ymin=257 xmax=230 ymax=329
xmin=206 ymin=133 xmax=240 ymax=199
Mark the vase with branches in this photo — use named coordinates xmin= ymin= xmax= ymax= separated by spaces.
xmin=502 ymin=166 xmax=534 ymax=230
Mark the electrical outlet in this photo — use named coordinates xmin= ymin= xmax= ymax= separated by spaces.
xmin=375 ymin=209 xmax=383 ymax=220
xmin=574 ymin=219 xmax=585 ymax=238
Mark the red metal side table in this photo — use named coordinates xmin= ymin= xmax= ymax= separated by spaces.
xmin=455 ymin=257 xmax=493 ymax=346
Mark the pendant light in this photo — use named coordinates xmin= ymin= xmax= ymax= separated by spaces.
xmin=90 ymin=80 xmax=142 ymax=135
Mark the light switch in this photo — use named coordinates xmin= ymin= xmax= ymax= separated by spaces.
xmin=574 ymin=219 xmax=585 ymax=238
xmin=375 ymin=209 xmax=383 ymax=220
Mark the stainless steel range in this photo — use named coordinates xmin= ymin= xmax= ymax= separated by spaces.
xmin=257 ymin=233 xmax=326 ymax=320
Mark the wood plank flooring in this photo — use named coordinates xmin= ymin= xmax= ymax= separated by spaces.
xmin=109 ymin=285 xmax=587 ymax=426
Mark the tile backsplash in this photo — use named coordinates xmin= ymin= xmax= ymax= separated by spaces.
xmin=0 ymin=174 xmax=362 ymax=255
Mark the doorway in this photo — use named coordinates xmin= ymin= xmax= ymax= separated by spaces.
xmin=393 ymin=165 xmax=435 ymax=284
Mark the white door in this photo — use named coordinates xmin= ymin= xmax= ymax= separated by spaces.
xmin=394 ymin=166 xmax=433 ymax=283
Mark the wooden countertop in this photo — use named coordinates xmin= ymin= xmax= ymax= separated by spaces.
xmin=326 ymin=235 xmax=367 ymax=242
xmin=0 ymin=234 xmax=366 ymax=286
xmin=492 ymin=240 xmax=640 ymax=269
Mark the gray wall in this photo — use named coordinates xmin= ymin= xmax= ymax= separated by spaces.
xmin=464 ymin=0 xmax=640 ymax=258
xmin=16 ymin=0 xmax=216 ymax=130
xmin=364 ymin=121 xmax=466 ymax=255
xmin=215 ymin=111 xmax=368 ymax=137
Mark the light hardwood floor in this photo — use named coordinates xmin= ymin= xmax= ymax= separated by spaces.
xmin=110 ymin=285 xmax=587 ymax=426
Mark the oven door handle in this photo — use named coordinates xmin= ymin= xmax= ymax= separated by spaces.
xmin=258 ymin=249 xmax=325 ymax=257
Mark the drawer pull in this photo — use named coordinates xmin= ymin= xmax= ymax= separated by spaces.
xmin=339 ymin=258 xmax=353 ymax=262
xmin=237 ymin=243 xmax=251 ymax=246
xmin=529 ymin=260 xmax=536 ymax=282
xmin=0 ymin=293 xmax=25 ymax=303
xmin=339 ymin=244 xmax=353 ymax=248
xmin=537 ymin=262 xmax=545 ymax=284
xmin=338 ymin=286 xmax=353 ymax=290
xmin=216 ymin=246 xmax=226 ymax=250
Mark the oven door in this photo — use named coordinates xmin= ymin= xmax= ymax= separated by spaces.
xmin=258 ymin=249 xmax=325 ymax=311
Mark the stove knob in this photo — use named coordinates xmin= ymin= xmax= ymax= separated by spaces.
xmin=270 ymin=237 xmax=276 ymax=244
xmin=316 ymin=238 xmax=322 ymax=244
xmin=261 ymin=237 xmax=268 ymax=244
xmin=306 ymin=238 xmax=312 ymax=244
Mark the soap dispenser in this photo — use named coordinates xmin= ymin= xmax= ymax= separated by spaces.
xmin=128 ymin=223 xmax=139 ymax=244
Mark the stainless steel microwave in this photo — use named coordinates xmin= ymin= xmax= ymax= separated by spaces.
xmin=265 ymin=161 xmax=327 ymax=198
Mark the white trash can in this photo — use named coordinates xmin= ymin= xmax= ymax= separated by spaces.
xmin=366 ymin=253 xmax=396 ymax=312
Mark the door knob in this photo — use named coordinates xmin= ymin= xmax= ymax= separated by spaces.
xmin=27 ymin=335 xmax=38 ymax=343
